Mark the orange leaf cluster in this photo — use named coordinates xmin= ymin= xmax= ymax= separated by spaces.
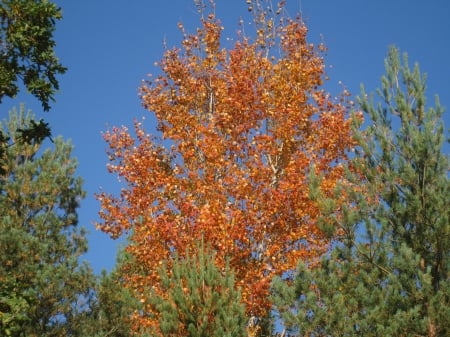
xmin=96 ymin=3 xmax=357 ymax=331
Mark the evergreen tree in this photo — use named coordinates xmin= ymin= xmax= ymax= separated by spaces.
xmin=0 ymin=106 xmax=94 ymax=336
xmin=145 ymin=242 xmax=247 ymax=337
xmin=271 ymin=47 xmax=449 ymax=336
xmin=72 ymin=250 xmax=143 ymax=337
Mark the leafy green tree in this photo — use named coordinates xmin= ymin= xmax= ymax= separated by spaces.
xmin=271 ymin=47 xmax=449 ymax=336
xmin=0 ymin=0 xmax=66 ymax=111
xmin=145 ymin=242 xmax=247 ymax=337
xmin=0 ymin=0 xmax=64 ymax=170
xmin=0 ymin=106 xmax=94 ymax=337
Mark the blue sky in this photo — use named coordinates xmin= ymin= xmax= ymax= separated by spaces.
xmin=3 ymin=0 xmax=449 ymax=274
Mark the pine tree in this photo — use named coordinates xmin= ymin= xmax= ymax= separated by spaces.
xmin=146 ymin=242 xmax=247 ymax=337
xmin=271 ymin=47 xmax=449 ymax=336
xmin=0 ymin=106 xmax=94 ymax=336
xmin=72 ymin=249 xmax=144 ymax=337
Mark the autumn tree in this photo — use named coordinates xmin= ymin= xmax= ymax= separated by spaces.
xmin=96 ymin=0 xmax=356 ymax=330
xmin=271 ymin=47 xmax=449 ymax=336
xmin=0 ymin=107 xmax=93 ymax=336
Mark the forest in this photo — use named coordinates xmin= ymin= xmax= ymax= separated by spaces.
xmin=1 ymin=0 xmax=448 ymax=336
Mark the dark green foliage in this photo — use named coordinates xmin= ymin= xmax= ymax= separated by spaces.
xmin=0 ymin=107 xmax=94 ymax=336
xmin=147 ymin=243 xmax=247 ymax=337
xmin=0 ymin=0 xmax=63 ymax=172
xmin=0 ymin=108 xmax=52 ymax=176
xmin=16 ymin=118 xmax=52 ymax=144
xmin=0 ymin=0 xmax=66 ymax=111
xmin=271 ymin=47 xmax=449 ymax=336
xmin=0 ymin=118 xmax=52 ymax=174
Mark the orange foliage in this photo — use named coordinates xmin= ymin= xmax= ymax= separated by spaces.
xmin=96 ymin=0 xmax=356 ymax=331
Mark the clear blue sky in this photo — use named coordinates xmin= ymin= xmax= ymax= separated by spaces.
xmin=3 ymin=0 xmax=449 ymax=274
